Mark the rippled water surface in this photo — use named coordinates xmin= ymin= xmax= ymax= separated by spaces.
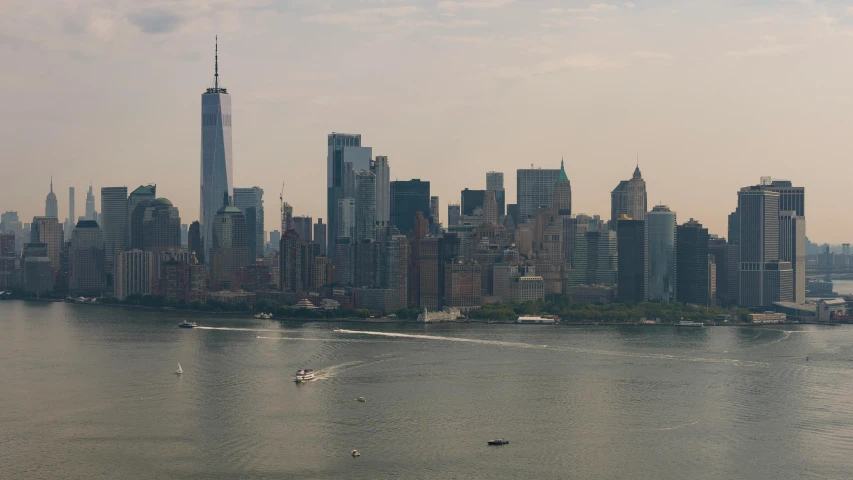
xmin=2 ymin=301 xmax=853 ymax=479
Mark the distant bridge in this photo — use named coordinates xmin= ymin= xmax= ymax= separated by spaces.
xmin=806 ymin=266 xmax=853 ymax=276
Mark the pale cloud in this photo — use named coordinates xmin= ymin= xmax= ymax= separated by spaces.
xmin=435 ymin=35 xmax=494 ymax=44
xmin=545 ymin=3 xmax=623 ymax=15
xmin=302 ymin=6 xmax=422 ymax=25
xmin=633 ymin=50 xmax=676 ymax=60
xmin=542 ymin=53 xmax=621 ymax=72
xmin=438 ymin=0 xmax=515 ymax=12
xmin=726 ymin=35 xmax=807 ymax=57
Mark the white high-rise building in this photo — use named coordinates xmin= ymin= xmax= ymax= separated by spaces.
xmin=372 ymin=156 xmax=390 ymax=228
xmin=200 ymin=37 xmax=233 ymax=265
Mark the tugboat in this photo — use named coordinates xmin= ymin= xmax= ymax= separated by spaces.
xmin=295 ymin=369 xmax=315 ymax=382
xmin=487 ymin=439 xmax=509 ymax=446
xmin=178 ymin=321 xmax=198 ymax=328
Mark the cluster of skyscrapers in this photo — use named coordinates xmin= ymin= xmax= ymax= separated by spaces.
xmin=0 ymin=40 xmax=810 ymax=316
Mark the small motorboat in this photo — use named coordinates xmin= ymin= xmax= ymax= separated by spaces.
xmin=178 ymin=321 xmax=197 ymax=328
xmin=295 ymin=369 xmax=315 ymax=382
xmin=487 ymin=439 xmax=509 ymax=446
xmin=357 ymin=396 xmax=366 ymax=403
xmin=175 ymin=363 xmax=183 ymax=375
xmin=351 ymin=449 xmax=361 ymax=457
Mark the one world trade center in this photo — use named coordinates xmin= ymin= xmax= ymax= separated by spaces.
xmin=200 ymin=36 xmax=233 ymax=264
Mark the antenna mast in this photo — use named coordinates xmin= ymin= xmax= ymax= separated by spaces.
xmin=280 ymin=182 xmax=285 ymax=232
xmin=214 ymin=36 xmax=219 ymax=90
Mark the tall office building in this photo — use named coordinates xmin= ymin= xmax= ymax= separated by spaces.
xmin=354 ymin=171 xmax=377 ymax=243
xmin=269 ymin=230 xmax=281 ymax=252
xmin=101 ymin=187 xmax=128 ymax=282
xmin=67 ymin=187 xmax=75 ymax=236
xmin=779 ymin=211 xmax=806 ymax=303
xmin=292 ymin=216 xmax=313 ymax=244
xmin=709 ymin=237 xmax=739 ymax=307
xmin=233 ymin=187 xmax=264 ymax=261
xmin=517 ymin=167 xmax=559 ymax=223
xmin=210 ymin=204 xmax=248 ymax=287
xmin=31 ymin=216 xmax=62 ymax=273
xmin=390 ymin=179 xmax=431 ymax=236
xmin=486 ymin=171 xmax=506 ymax=217
xmin=447 ymin=204 xmax=461 ymax=227
xmin=115 ymin=250 xmax=154 ymax=300
xmin=647 ymin=205 xmax=677 ymax=303
xmin=461 ymin=189 xmax=485 ymax=217
xmin=764 ymin=179 xmax=805 ymax=216
xmin=141 ymin=198 xmax=181 ymax=251
xmin=727 ymin=208 xmax=740 ymax=245
xmin=69 ymin=220 xmax=105 ymax=295
xmin=128 ymin=185 xmax=156 ymax=249
xmin=676 ymin=219 xmax=710 ymax=305
xmin=482 ymin=190 xmax=498 ymax=225
xmin=45 ymin=177 xmax=58 ymax=218
xmin=327 ymin=133 xmax=371 ymax=256
xmin=617 ymin=217 xmax=648 ymax=304
xmin=280 ymin=229 xmax=303 ymax=293
xmin=201 ymin=38 xmax=234 ymax=265
xmin=85 ymin=184 xmax=96 ymax=220
xmin=430 ymin=196 xmax=440 ymax=227
xmin=313 ymin=219 xmax=327 ymax=255
xmin=188 ymin=221 xmax=203 ymax=262
xmin=372 ymin=156 xmax=390 ymax=228
xmin=337 ymin=198 xmax=356 ymax=240
xmin=567 ymin=231 xmax=618 ymax=286
xmin=181 ymin=224 xmax=189 ymax=245
xmin=738 ymin=185 xmax=793 ymax=307
xmin=611 ymin=165 xmax=648 ymax=226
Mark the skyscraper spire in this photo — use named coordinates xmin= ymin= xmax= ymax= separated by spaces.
xmin=50 ymin=175 xmax=53 ymax=193
xmin=214 ymin=35 xmax=219 ymax=90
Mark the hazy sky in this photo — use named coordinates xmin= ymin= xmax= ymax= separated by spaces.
xmin=2 ymin=0 xmax=852 ymax=243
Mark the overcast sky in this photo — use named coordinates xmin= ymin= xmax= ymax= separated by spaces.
xmin=2 ymin=0 xmax=852 ymax=243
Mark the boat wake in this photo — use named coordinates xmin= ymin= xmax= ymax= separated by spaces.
xmin=333 ymin=330 xmax=768 ymax=367
xmin=256 ymin=335 xmax=371 ymax=343
xmin=195 ymin=326 xmax=283 ymax=333
xmin=333 ymin=329 xmax=547 ymax=349
xmin=657 ymin=420 xmax=699 ymax=431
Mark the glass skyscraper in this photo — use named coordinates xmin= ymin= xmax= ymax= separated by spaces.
xmin=647 ymin=205 xmax=677 ymax=303
xmin=200 ymin=38 xmax=233 ymax=265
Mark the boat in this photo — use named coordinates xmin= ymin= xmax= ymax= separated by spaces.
xmin=516 ymin=315 xmax=558 ymax=325
xmin=175 ymin=363 xmax=183 ymax=375
xmin=254 ymin=313 xmax=273 ymax=319
xmin=295 ymin=369 xmax=315 ymax=382
xmin=178 ymin=321 xmax=197 ymax=328
xmin=676 ymin=321 xmax=704 ymax=327
xmin=417 ymin=307 xmax=462 ymax=323
xmin=357 ymin=396 xmax=366 ymax=403
xmin=351 ymin=449 xmax=361 ymax=457
xmin=487 ymin=439 xmax=509 ymax=446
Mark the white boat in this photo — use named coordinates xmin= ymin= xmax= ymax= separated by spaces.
xmin=175 ymin=363 xmax=183 ymax=375
xmin=417 ymin=307 xmax=461 ymax=323
xmin=677 ymin=321 xmax=704 ymax=327
xmin=295 ymin=369 xmax=315 ymax=382
xmin=351 ymin=449 xmax=361 ymax=457
xmin=516 ymin=316 xmax=558 ymax=325
xmin=357 ymin=396 xmax=366 ymax=403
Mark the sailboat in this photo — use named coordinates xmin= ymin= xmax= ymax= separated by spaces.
xmin=175 ymin=363 xmax=183 ymax=375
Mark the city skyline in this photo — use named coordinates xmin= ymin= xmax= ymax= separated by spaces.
xmin=3 ymin=1 xmax=853 ymax=243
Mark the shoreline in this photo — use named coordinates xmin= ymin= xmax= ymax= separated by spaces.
xmin=2 ymin=298 xmax=848 ymax=327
